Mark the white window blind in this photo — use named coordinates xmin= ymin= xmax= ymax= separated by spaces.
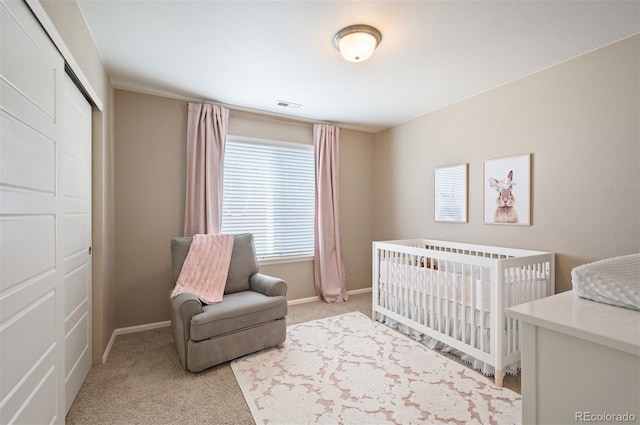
xmin=221 ymin=136 xmax=315 ymax=260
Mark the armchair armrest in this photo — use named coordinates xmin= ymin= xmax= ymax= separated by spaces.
xmin=170 ymin=293 xmax=203 ymax=370
xmin=171 ymin=293 xmax=203 ymax=321
xmin=250 ymin=273 xmax=287 ymax=297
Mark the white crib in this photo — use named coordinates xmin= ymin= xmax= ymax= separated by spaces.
xmin=372 ymin=239 xmax=555 ymax=387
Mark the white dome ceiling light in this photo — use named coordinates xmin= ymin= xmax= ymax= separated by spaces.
xmin=333 ymin=25 xmax=382 ymax=63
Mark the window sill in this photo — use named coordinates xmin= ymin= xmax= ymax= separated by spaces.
xmin=258 ymin=255 xmax=314 ymax=266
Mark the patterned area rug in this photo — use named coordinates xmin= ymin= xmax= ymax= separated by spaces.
xmin=230 ymin=312 xmax=521 ymax=424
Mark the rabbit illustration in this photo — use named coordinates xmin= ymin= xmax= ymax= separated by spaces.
xmin=489 ymin=170 xmax=519 ymax=224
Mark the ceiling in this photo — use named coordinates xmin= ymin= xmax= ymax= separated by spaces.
xmin=77 ymin=1 xmax=639 ymax=133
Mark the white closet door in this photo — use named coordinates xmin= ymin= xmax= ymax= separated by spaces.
xmin=0 ymin=1 xmax=87 ymax=423
xmin=63 ymin=74 xmax=92 ymax=414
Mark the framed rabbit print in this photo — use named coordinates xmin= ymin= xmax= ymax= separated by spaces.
xmin=483 ymin=154 xmax=531 ymax=225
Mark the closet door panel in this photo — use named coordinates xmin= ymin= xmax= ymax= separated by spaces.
xmin=0 ymin=215 xmax=56 ymax=292
xmin=65 ymin=312 xmax=89 ymax=374
xmin=0 ymin=1 xmax=57 ymax=135
xmin=65 ymin=264 xmax=89 ymax=319
xmin=62 ymin=74 xmax=92 ymax=414
xmin=0 ymin=291 xmax=57 ymax=401
xmin=0 ymin=3 xmax=55 ymax=118
xmin=0 ymin=112 xmax=55 ymax=193
xmin=63 ymin=214 xmax=89 ymax=257
xmin=0 ymin=1 xmax=66 ymax=423
xmin=62 ymin=154 xmax=87 ymax=200
xmin=3 ymin=356 xmax=58 ymax=425
xmin=10 ymin=367 xmax=58 ymax=425
xmin=1 ymin=1 xmax=94 ymax=420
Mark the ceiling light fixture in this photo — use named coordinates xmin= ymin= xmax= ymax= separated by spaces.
xmin=333 ymin=24 xmax=382 ymax=63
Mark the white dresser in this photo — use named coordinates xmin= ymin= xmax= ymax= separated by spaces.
xmin=507 ymin=291 xmax=640 ymax=425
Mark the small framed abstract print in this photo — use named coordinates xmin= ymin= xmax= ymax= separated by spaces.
xmin=434 ymin=163 xmax=468 ymax=223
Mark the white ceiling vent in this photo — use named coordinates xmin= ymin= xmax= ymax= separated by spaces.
xmin=277 ymin=100 xmax=302 ymax=109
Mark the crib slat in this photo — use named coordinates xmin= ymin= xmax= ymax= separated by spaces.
xmin=481 ymin=265 xmax=485 ymax=353
xmin=452 ymin=261 xmax=458 ymax=341
xmin=461 ymin=263 xmax=466 ymax=345
xmin=444 ymin=260 xmax=450 ymax=336
xmin=470 ymin=265 xmax=476 ymax=351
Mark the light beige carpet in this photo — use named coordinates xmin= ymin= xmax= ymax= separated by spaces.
xmin=66 ymin=293 xmax=372 ymax=424
xmin=231 ymin=312 xmax=521 ymax=425
xmin=66 ymin=293 xmax=519 ymax=424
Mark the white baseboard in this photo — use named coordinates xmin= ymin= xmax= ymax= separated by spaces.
xmin=101 ymin=287 xmax=372 ymax=363
xmin=102 ymin=333 xmax=117 ymax=365
xmin=347 ymin=287 xmax=373 ymax=296
xmin=102 ymin=320 xmax=171 ymax=364
xmin=287 ymin=287 xmax=372 ymax=306
xmin=287 ymin=295 xmax=320 ymax=305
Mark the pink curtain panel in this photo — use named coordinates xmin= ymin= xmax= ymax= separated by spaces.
xmin=313 ymin=124 xmax=347 ymax=303
xmin=184 ymin=103 xmax=229 ymax=236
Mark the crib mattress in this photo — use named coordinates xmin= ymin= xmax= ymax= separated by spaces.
xmin=572 ymin=253 xmax=640 ymax=311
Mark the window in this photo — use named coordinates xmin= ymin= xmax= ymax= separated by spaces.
xmin=222 ymin=136 xmax=315 ymax=261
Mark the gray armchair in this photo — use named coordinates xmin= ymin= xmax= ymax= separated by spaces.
xmin=170 ymin=233 xmax=287 ymax=372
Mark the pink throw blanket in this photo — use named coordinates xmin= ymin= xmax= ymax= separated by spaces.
xmin=171 ymin=234 xmax=234 ymax=304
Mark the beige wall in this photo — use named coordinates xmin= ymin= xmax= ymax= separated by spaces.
xmin=38 ymin=0 xmax=117 ymax=364
xmin=114 ymin=91 xmax=375 ymax=327
xmin=40 ymin=0 xmax=638 ymax=334
xmin=338 ymin=128 xmax=376 ymax=294
xmin=114 ymin=91 xmax=187 ymax=327
xmin=374 ymin=35 xmax=640 ymax=293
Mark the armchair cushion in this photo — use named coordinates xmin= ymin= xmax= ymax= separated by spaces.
xmin=190 ymin=291 xmax=287 ymax=342
xmin=225 ymin=233 xmax=258 ymax=294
